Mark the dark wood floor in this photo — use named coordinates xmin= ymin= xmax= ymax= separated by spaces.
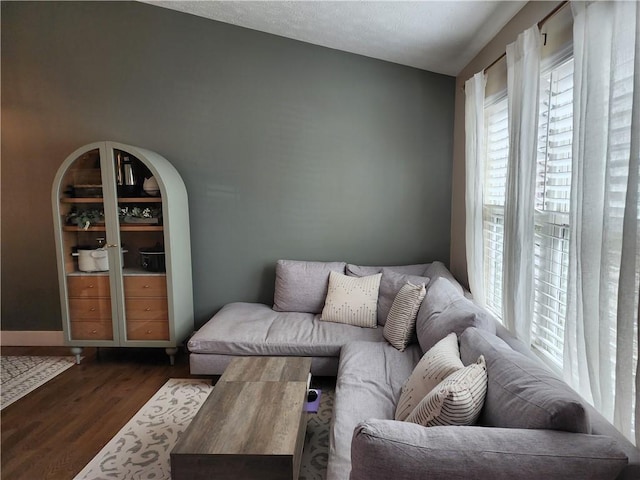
xmin=1 ymin=346 xmax=206 ymax=480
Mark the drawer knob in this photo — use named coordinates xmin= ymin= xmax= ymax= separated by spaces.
xmin=89 ymin=307 xmax=96 ymax=312
xmin=91 ymin=329 xmax=97 ymax=334
xmin=88 ymin=284 xmax=94 ymax=288
xmin=143 ymin=285 xmax=150 ymax=289
xmin=146 ymin=330 xmax=152 ymax=334
xmin=145 ymin=307 xmax=151 ymax=311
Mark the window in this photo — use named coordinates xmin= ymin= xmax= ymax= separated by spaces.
xmin=477 ymin=5 xmax=638 ymax=443
xmin=482 ymin=58 xmax=575 ymax=370
xmin=482 ymin=95 xmax=508 ymax=319
xmin=531 ymin=58 xmax=574 ymax=366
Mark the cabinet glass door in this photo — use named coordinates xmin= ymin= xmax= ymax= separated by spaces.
xmin=113 ymin=149 xmax=170 ymax=343
xmin=56 ymin=148 xmax=114 ymax=341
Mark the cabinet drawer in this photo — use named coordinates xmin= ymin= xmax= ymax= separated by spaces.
xmin=125 ymin=298 xmax=168 ymax=321
xmin=68 ymin=275 xmax=110 ymax=298
xmin=124 ymin=276 xmax=166 ymax=297
xmin=126 ymin=320 xmax=169 ymax=341
xmin=70 ymin=320 xmax=113 ymax=340
xmin=69 ymin=298 xmax=112 ymax=320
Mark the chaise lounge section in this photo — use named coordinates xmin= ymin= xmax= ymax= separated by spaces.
xmin=188 ymin=259 xmax=455 ymax=375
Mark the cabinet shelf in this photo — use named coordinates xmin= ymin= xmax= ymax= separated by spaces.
xmin=63 ymin=225 xmax=163 ymax=232
xmin=61 ymin=197 xmax=162 ymax=204
xmin=66 ymin=268 xmax=167 ymax=277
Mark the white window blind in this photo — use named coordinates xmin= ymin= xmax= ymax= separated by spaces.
xmin=531 ymin=58 xmax=574 ymax=366
xmin=483 ymin=95 xmax=509 ymax=320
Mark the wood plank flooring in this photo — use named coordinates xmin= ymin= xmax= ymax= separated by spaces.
xmin=1 ymin=346 xmax=205 ymax=480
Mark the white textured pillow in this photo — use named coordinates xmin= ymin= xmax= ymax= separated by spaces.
xmin=383 ymin=282 xmax=427 ymax=351
xmin=405 ymin=356 xmax=488 ymax=427
xmin=395 ymin=332 xmax=463 ymax=421
xmin=321 ymin=271 xmax=382 ymax=328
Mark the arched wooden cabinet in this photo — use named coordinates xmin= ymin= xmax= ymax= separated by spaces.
xmin=52 ymin=141 xmax=193 ymax=364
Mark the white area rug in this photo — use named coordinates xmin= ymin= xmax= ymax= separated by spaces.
xmin=74 ymin=378 xmax=333 ymax=480
xmin=1 ymin=355 xmax=75 ymax=410
xmin=73 ymin=378 xmax=212 ymax=480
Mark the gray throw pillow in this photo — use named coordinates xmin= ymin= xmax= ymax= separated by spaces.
xmin=459 ymin=327 xmax=591 ymax=433
xmin=377 ymin=269 xmax=430 ymax=325
xmin=416 ymin=277 xmax=496 ymax=352
xmin=273 ymin=259 xmax=346 ymax=313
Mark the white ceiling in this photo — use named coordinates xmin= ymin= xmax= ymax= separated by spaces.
xmin=142 ymin=1 xmax=526 ymax=76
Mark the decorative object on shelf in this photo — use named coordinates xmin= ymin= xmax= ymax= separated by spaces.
xmin=73 ymin=247 xmax=109 ymax=272
xmin=139 ymin=244 xmax=166 ymax=272
xmin=116 ymin=151 xmax=139 ymax=196
xmin=71 ymin=239 xmax=127 ymax=272
xmin=143 ymin=176 xmax=160 ymax=196
xmin=66 ymin=207 xmax=105 ymax=230
xmin=119 ymin=206 xmax=162 ymax=224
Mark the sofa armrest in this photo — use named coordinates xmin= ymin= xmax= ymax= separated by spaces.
xmin=350 ymin=420 xmax=628 ymax=480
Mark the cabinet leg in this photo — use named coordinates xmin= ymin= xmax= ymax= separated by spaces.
xmin=70 ymin=347 xmax=83 ymax=365
xmin=165 ymin=347 xmax=178 ymax=366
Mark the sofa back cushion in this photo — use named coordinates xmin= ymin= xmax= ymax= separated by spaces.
xmin=423 ymin=261 xmax=465 ymax=293
xmin=459 ymin=327 xmax=590 ymax=433
xmin=273 ymin=259 xmax=346 ymax=313
xmin=346 ymin=263 xmax=431 ymax=278
xmin=416 ymin=277 xmax=496 ymax=352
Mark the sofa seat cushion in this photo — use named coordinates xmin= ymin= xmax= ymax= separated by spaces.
xmin=188 ymin=302 xmax=385 ymax=357
xmin=327 ymin=341 xmax=422 ymax=480
xmin=460 ymin=327 xmax=590 ymax=433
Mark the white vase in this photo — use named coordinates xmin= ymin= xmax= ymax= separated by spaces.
xmin=143 ymin=176 xmax=160 ymax=196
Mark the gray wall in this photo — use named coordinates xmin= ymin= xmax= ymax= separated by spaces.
xmin=1 ymin=1 xmax=455 ymax=331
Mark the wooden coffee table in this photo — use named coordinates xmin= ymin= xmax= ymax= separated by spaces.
xmin=171 ymin=356 xmax=312 ymax=480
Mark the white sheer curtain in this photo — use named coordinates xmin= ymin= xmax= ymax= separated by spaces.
xmin=502 ymin=26 xmax=542 ymax=345
xmin=465 ymin=72 xmax=487 ymax=306
xmin=565 ymin=0 xmax=640 ymax=444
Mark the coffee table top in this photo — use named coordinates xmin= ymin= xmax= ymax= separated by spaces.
xmin=172 ymin=356 xmax=312 ymax=457
xmin=220 ymin=356 xmax=311 ymax=383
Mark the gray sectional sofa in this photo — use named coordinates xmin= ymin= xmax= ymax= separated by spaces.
xmin=188 ymin=260 xmax=639 ymax=480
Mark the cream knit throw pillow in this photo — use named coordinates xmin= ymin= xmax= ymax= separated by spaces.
xmin=321 ymin=271 xmax=382 ymax=328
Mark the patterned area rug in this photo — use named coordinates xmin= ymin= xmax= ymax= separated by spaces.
xmin=74 ymin=377 xmax=334 ymax=480
xmin=1 ymin=355 xmax=75 ymax=410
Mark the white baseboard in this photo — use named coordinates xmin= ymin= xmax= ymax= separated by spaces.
xmin=0 ymin=331 xmax=65 ymax=346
